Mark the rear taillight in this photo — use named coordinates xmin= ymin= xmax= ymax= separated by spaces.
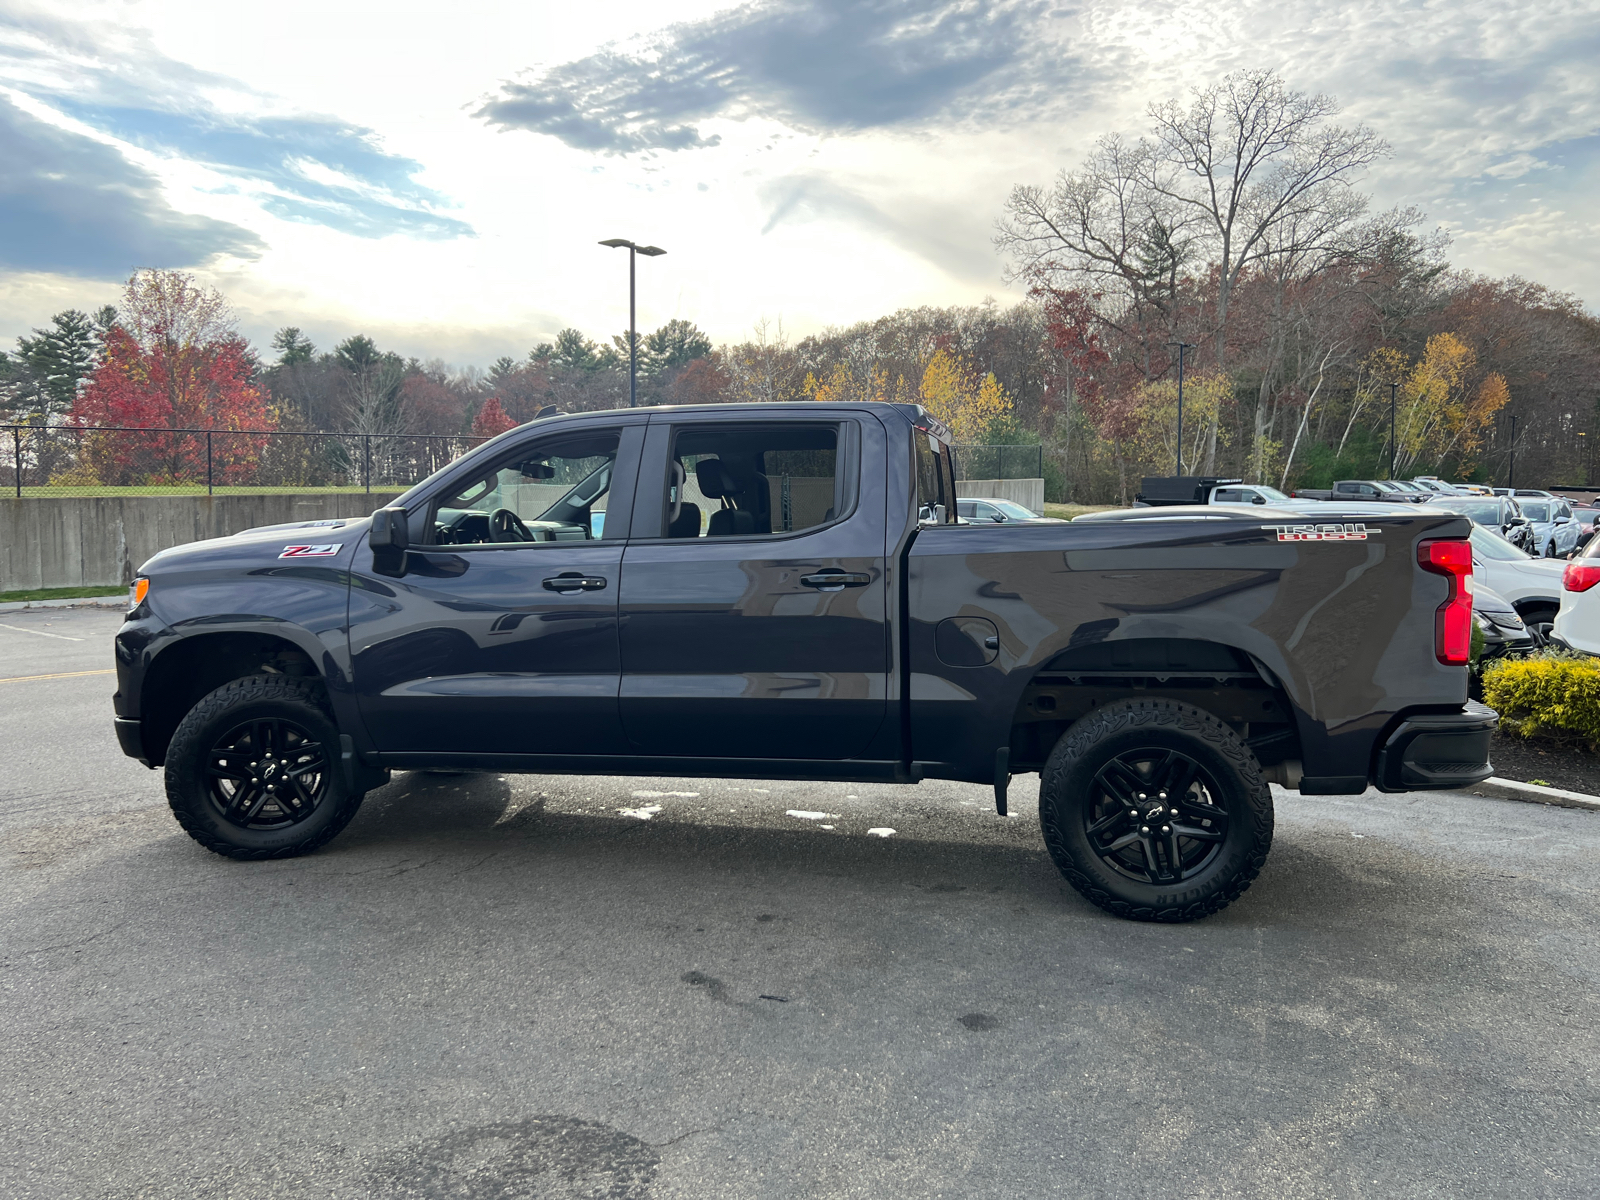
xmin=1564 ymin=562 xmax=1600 ymax=592
xmin=1418 ymin=539 xmax=1473 ymax=665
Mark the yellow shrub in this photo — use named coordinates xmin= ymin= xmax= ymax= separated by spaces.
xmin=1482 ymin=654 xmax=1600 ymax=746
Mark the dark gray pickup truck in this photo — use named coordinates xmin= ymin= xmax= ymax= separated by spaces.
xmin=113 ymin=401 xmax=1494 ymax=922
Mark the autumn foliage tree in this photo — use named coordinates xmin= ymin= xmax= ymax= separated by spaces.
xmin=471 ymin=396 xmax=515 ymax=438
xmin=71 ymin=270 xmax=276 ymax=484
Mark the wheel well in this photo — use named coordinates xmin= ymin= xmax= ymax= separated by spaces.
xmin=141 ymin=633 xmax=320 ymax=766
xmin=1007 ymin=638 xmax=1300 ymax=773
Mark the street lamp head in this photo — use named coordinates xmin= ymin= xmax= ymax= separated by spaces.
xmin=636 ymin=245 xmax=667 ymax=257
xmin=598 ymin=238 xmax=633 ymax=249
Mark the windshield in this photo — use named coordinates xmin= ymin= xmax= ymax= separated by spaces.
xmin=1520 ymin=501 xmax=1551 ymax=521
xmin=1471 ymin=526 xmax=1533 ymax=561
xmin=1440 ymin=501 xmax=1502 ymax=524
xmin=993 ymin=500 xmax=1039 ymax=520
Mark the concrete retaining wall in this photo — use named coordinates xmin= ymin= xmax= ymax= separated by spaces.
xmin=3 ymin=477 xmax=1051 ymax=589
xmin=2 ymin=493 xmax=402 ymax=590
xmin=954 ymin=478 xmax=1046 ymax=514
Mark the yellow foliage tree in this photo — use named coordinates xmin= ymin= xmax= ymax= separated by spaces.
xmin=1392 ymin=333 xmax=1508 ymax=473
xmin=1129 ymin=370 xmax=1233 ymax=477
xmin=916 ymin=348 xmax=1012 ymax=442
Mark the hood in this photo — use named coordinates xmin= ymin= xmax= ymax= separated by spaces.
xmin=138 ymin=514 xmax=373 ymax=575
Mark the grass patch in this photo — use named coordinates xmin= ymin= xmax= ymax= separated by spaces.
xmin=1042 ymin=503 xmax=1118 ymax=521
xmin=9 ymin=485 xmax=400 ymax=498
xmin=0 ymin=585 xmax=126 ymax=603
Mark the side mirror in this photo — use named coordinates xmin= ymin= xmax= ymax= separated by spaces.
xmin=1252 ymin=494 xmax=1266 ymax=505
xmin=369 ymin=506 xmax=410 ymax=551
xmin=992 ymin=514 xmax=1007 ymax=522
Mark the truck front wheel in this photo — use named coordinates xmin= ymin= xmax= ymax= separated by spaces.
xmin=164 ymin=675 xmax=366 ymax=860
xmin=1038 ymin=699 xmax=1274 ymax=922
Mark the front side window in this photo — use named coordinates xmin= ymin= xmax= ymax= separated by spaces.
xmin=1521 ymin=502 xmax=1551 ymax=522
xmin=660 ymin=424 xmax=843 ymax=539
xmin=431 ymin=431 xmax=619 ymax=545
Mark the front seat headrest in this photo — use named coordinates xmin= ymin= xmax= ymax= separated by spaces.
xmin=695 ymin=458 xmax=743 ymax=499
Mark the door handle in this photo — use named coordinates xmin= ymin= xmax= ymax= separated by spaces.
xmin=800 ymin=572 xmax=872 ymax=590
xmin=543 ymin=574 xmax=607 ymax=592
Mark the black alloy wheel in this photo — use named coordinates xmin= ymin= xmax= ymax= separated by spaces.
xmin=1083 ymin=748 xmax=1228 ymax=885
xmin=165 ymin=675 xmax=367 ymax=860
xmin=206 ymin=716 xmax=329 ymax=830
xmin=1039 ymin=698 xmax=1274 ymax=922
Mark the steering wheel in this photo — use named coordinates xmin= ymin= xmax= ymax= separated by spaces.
xmin=489 ymin=508 xmax=534 ymax=543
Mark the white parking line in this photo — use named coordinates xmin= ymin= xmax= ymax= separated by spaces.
xmin=0 ymin=622 xmax=84 ymax=641
xmin=0 ymin=669 xmax=117 ymax=684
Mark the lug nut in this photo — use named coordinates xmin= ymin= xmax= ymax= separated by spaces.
xmin=1158 ymin=792 xmax=1167 ymax=799
xmin=1141 ymin=825 xmax=1150 ymax=834
xmin=1161 ymin=825 xmax=1170 ymax=834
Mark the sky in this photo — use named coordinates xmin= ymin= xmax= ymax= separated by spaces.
xmin=2 ymin=0 xmax=1597 ymax=367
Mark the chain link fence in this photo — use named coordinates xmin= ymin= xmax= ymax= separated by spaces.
xmin=3 ymin=425 xmax=1043 ymax=497
xmin=952 ymin=444 xmax=1043 ymax=481
xmin=3 ymin=425 xmax=490 ymax=497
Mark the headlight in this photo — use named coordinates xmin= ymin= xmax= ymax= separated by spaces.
xmin=127 ymin=577 xmax=149 ymax=613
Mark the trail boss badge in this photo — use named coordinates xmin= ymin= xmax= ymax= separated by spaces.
xmin=278 ymin=544 xmax=342 ymax=558
xmin=1265 ymin=523 xmax=1371 ymax=542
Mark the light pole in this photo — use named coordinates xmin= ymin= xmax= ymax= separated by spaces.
xmin=1508 ymin=414 xmax=1517 ymax=489
xmin=598 ymin=238 xmax=666 ymax=407
xmin=1389 ymin=382 xmax=1398 ymax=479
xmin=1165 ymin=341 xmax=1195 ymax=475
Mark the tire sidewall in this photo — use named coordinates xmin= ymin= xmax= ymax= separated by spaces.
xmin=1042 ymin=702 xmax=1272 ymax=919
xmin=166 ymin=680 xmax=355 ymax=857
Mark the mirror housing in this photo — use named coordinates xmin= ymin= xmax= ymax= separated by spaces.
xmin=369 ymin=506 xmax=410 ymax=550
xmin=1252 ymin=494 xmax=1267 ymax=504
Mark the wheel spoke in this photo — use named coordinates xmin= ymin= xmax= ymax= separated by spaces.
xmin=1162 ymin=828 xmax=1186 ymax=877
xmin=283 ymin=774 xmax=316 ymax=811
xmin=1087 ymin=807 xmax=1135 ymax=839
xmin=207 ymin=751 xmax=251 ymax=781
xmin=1138 ymin=836 xmax=1162 ymax=880
xmin=1097 ymin=759 xmax=1148 ymax=806
xmin=1156 ymin=752 xmax=1198 ymax=803
xmin=1104 ymin=830 xmax=1141 ymax=854
xmin=1171 ymin=821 xmax=1223 ymax=843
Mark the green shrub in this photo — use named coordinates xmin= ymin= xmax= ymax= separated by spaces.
xmin=1482 ymin=651 xmax=1600 ymax=746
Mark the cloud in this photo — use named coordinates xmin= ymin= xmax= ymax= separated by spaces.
xmin=0 ymin=10 xmax=471 ymax=241
xmin=478 ymin=0 xmax=1057 ymax=153
xmin=56 ymin=103 xmax=475 ymax=239
xmin=758 ymin=172 xmax=998 ymax=282
xmin=0 ymin=94 xmax=262 ymax=277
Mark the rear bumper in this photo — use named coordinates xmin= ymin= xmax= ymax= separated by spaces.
xmin=1373 ymin=701 xmax=1497 ymax=792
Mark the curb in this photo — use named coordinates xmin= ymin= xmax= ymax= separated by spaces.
xmin=0 ymin=596 xmax=125 ymax=613
xmin=1471 ymin=776 xmax=1600 ymax=811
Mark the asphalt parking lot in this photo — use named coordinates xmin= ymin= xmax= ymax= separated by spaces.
xmin=2 ymin=606 xmax=1597 ymax=1199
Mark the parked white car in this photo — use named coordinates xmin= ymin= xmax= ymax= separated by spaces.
xmin=1552 ymin=536 xmax=1600 ymax=654
xmin=1468 ymin=526 xmax=1567 ymax=642
xmin=1513 ymin=495 xmax=1583 ymax=558
xmin=955 ymin=498 xmax=1064 ymax=524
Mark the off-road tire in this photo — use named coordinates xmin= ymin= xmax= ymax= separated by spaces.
xmin=1039 ymin=698 xmax=1274 ymax=922
xmin=165 ymin=675 xmax=365 ymax=860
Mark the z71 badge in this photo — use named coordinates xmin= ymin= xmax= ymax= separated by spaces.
xmin=1265 ymin=523 xmax=1371 ymax=542
xmin=278 ymin=544 xmax=342 ymax=558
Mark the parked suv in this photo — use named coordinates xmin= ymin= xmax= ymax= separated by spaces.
xmin=1513 ymin=495 xmax=1582 ymax=558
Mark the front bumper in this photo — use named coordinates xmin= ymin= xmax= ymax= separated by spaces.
xmin=114 ymin=717 xmax=149 ymax=765
xmin=1373 ymin=700 xmax=1498 ymax=792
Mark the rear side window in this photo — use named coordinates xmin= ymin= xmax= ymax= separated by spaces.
xmin=660 ymin=423 xmax=844 ymax=539
xmin=916 ymin=430 xmax=955 ymax=523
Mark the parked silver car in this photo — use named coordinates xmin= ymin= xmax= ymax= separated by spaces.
xmin=1513 ymin=495 xmax=1582 ymax=558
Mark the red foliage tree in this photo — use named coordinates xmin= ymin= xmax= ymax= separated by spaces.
xmin=471 ymin=396 xmax=515 ymax=439
xmin=72 ymin=326 xmax=276 ymax=485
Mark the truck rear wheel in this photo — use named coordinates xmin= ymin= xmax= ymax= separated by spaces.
xmin=1038 ymin=699 xmax=1274 ymax=922
xmin=164 ymin=675 xmax=365 ymax=860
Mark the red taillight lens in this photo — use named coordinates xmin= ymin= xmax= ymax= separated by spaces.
xmin=1418 ymin=539 xmax=1474 ymax=665
xmin=1563 ymin=562 xmax=1600 ymax=592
